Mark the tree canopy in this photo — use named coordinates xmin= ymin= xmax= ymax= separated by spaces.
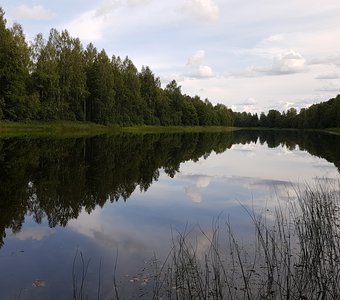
xmin=0 ymin=7 xmax=339 ymax=129
xmin=233 ymin=95 xmax=340 ymax=129
xmin=0 ymin=8 xmax=234 ymax=127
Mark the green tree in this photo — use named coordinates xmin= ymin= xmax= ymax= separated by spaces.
xmin=57 ymin=31 xmax=87 ymax=120
xmin=30 ymin=30 xmax=60 ymax=119
xmin=139 ymin=66 xmax=161 ymax=124
xmin=0 ymin=10 xmax=31 ymax=120
xmin=267 ymin=109 xmax=282 ymax=128
xmin=87 ymin=49 xmax=115 ymax=124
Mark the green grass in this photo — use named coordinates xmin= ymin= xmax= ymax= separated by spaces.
xmin=0 ymin=121 xmax=238 ymax=137
xmin=0 ymin=120 xmax=108 ymax=137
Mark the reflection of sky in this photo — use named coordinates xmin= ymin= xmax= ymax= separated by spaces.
xmin=11 ymin=227 xmax=55 ymax=241
xmin=0 ymin=141 xmax=339 ymax=299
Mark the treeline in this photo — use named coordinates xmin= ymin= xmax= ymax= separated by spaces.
xmin=0 ymin=8 xmax=233 ymax=126
xmin=234 ymin=94 xmax=340 ymax=129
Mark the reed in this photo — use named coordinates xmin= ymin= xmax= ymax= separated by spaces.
xmin=149 ymin=180 xmax=340 ymax=299
xmin=72 ymin=179 xmax=340 ymax=299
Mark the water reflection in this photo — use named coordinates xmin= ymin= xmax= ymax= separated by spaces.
xmin=0 ymin=130 xmax=339 ymax=249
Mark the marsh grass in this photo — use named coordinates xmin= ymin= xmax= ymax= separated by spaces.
xmin=147 ymin=180 xmax=340 ymax=299
xmin=72 ymin=180 xmax=340 ymax=299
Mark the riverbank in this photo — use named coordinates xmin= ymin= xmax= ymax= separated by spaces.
xmin=0 ymin=121 xmax=237 ymax=137
xmin=0 ymin=121 xmax=339 ymax=137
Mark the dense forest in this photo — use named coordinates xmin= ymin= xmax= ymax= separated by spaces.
xmin=0 ymin=8 xmax=233 ymax=126
xmin=0 ymin=7 xmax=339 ymax=128
xmin=234 ymin=94 xmax=340 ymax=129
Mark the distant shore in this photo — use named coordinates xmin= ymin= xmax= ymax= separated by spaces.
xmin=0 ymin=121 xmax=339 ymax=137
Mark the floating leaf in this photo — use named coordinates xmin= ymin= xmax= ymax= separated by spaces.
xmin=32 ymin=280 xmax=46 ymax=288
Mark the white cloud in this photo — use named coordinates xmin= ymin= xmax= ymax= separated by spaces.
xmin=187 ymin=50 xmax=205 ymax=66
xmin=316 ymin=82 xmax=340 ymax=92
xmin=95 ymin=0 xmax=151 ymax=17
xmin=235 ymin=98 xmax=258 ymax=113
xmin=264 ymin=34 xmax=284 ymax=43
xmin=12 ymin=5 xmax=54 ymax=20
xmin=127 ymin=0 xmax=151 ymax=6
xmin=316 ymin=72 xmax=340 ymax=79
xmin=271 ymin=51 xmax=307 ymax=75
xmin=64 ymin=10 xmax=107 ymax=41
xmin=186 ymin=50 xmax=215 ymax=79
xmin=310 ymin=55 xmax=340 ymax=67
xmin=190 ymin=65 xmax=215 ymax=78
xmin=238 ymin=97 xmax=257 ymax=106
xmin=180 ymin=0 xmax=219 ymax=22
xmin=240 ymin=50 xmax=308 ymax=77
xmin=95 ymin=0 xmax=121 ymax=17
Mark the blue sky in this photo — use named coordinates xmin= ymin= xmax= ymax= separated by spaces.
xmin=2 ymin=0 xmax=340 ymax=113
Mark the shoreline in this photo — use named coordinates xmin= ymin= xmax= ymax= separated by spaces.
xmin=0 ymin=121 xmax=339 ymax=137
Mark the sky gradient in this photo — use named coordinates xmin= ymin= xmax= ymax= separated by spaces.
xmin=2 ymin=0 xmax=340 ymax=113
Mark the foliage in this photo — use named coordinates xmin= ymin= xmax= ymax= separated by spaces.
xmin=1 ymin=6 xmax=339 ymax=129
xmin=234 ymin=95 xmax=340 ymax=129
xmin=0 ymin=7 xmax=233 ymax=127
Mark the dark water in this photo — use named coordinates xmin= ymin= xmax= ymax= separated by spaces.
xmin=0 ymin=130 xmax=339 ymax=299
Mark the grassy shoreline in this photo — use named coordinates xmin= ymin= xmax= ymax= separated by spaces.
xmin=0 ymin=120 xmax=238 ymax=137
xmin=0 ymin=120 xmax=339 ymax=137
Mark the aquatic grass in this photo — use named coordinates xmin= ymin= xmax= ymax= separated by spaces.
xmin=148 ymin=179 xmax=340 ymax=299
xmin=72 ymin=249 xmax=92 ymax=300
xmin=70 ymin=179 xmax=340 ymax=299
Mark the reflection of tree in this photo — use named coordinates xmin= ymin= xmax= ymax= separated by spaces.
xmin=0 ymin=130 xmax=339 ymax=248
xmin=0 ymin=132 xmax=235 ymax=247
xmin=244 ymin=130 xmax=340 ymax=171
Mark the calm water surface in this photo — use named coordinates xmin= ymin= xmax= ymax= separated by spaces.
xmin=0 ymin=130 xmax=339 ymax=299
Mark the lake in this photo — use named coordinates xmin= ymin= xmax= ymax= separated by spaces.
xmin=0 ymin=130 xmax=339 ymax=299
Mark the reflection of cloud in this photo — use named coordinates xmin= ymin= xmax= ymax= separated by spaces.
xmin=68 ymin=209 xmax=148 ymax=254
xmin=90 ymin=229 xmax=147 ymax=253
xmin=230 ymin=175 xmax=290 ymax=188
xmin=183 ymin=175 xmax=212 ymax=203
xmin=13 ymin=228 xmax=55 ymax=241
